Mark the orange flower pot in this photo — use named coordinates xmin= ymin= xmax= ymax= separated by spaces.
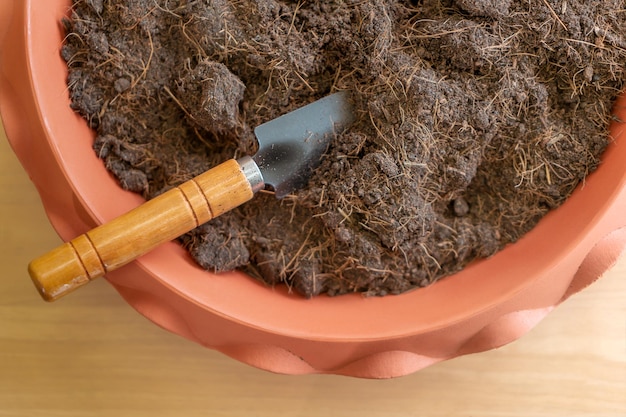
xmin=1 ymin=0 xmax=624 ymax=378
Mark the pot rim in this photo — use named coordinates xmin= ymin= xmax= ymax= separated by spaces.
xmin=2 ymin=0 xmax=625 ymax=344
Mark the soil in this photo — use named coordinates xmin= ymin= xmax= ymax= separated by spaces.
xmin=62 ymin=0 xmax=626 ymax=297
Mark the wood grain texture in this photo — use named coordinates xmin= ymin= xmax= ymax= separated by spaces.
xmin=1 ymin=120 xmax=625 ymax=416
xmin=27 ymin=158 xmax=254 ymax=301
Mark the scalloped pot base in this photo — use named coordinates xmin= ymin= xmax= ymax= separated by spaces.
xmin=1 ymin=0 xmax=625 ymax=378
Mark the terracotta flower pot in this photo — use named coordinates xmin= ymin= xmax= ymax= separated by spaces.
xmin=1 ymin=0 xmax=625 ymax=378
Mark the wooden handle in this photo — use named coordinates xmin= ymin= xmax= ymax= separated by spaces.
xmin=29 ymin=159 xmax=256 ymax=301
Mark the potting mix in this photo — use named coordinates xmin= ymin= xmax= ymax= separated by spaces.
xmin=62 ymin=0 xmax=626 ymax=296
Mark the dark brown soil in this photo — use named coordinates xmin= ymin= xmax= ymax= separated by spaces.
xmin=63 ymin=0 xmax=626 ymax=297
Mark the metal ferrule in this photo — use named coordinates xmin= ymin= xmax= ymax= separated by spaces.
xmin=237 ymin=155 xmax=265 ymax=194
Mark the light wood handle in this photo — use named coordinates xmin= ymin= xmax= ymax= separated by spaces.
xmin=29 ymin=159 xmax=256 ymax=301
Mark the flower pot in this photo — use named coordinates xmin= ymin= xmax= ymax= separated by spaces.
xmin=1 ymin=0 xmax=625 ymax=378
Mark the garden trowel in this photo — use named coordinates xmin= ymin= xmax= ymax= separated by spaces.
xmin=28 ymin=91 xmax=354 ymax=301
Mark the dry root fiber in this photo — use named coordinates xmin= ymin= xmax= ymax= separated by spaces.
xmin=64 ymin=0 xmax=626 ymax=297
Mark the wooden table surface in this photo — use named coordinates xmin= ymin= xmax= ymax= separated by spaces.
xmin=1 ymin=120 xmax=625 ymax=417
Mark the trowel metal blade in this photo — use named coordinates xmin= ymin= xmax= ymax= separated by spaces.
xmin=252 ymin=91 xmax=354 ymax=198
